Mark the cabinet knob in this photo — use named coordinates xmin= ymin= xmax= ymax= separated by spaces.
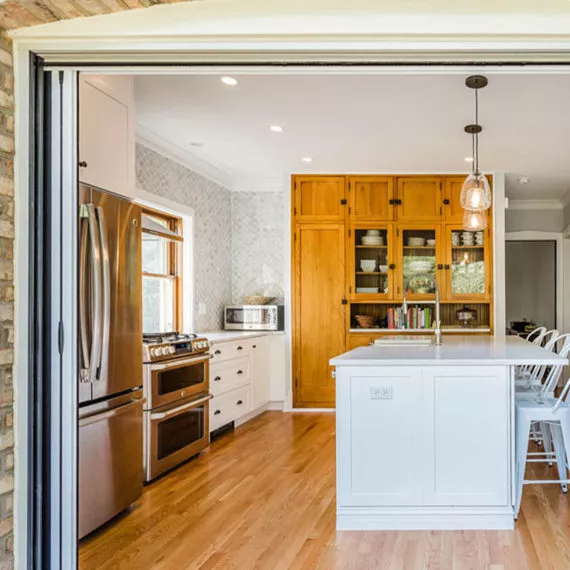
xmin=253 ymin=345 xmax=257 ymax=348
xmin=443 ymin=199 xmax=450 ymax=205
xmin=444 ymin=264 xmax=450 ymax=270
xmin=78 ymin=160 xmax=88 ymax=168
xmin=214 ymin=350 xmax=221 ymax=355
xmin=437 ymin=264 xmax=443 ymax=270
xmin=237 ymin=400 xmax=243 ymax=405
xmin=214 ymin=376 xmax=221 ymax=382
xmin=214 ymin=410 xmax=221 ymax=415
xmin=237 ymin=370 xmax=243 ymax=375
xmin=237 ymin=346 xmax=243 ymax=351
xmin=389 ymin=264 xmax=396 ymax=270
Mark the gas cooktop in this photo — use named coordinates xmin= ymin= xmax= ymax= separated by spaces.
xmin=143 ymin=332 xmax=210 ymax=363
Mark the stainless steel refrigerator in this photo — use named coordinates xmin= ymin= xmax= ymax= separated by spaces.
xmin=78 ymin=184 xmax=143 ymax=539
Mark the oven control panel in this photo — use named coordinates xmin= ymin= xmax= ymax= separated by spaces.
xmin=143 ymin=337 xmax=211 ymax=363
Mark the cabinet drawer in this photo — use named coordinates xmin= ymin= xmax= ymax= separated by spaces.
xmin=210 ymin=340 xmax=252 ymax=364
xmin=209 ymin=386 xmax=251 ymax=432
xmin=210 ymin=357 xmax=250 ymax=396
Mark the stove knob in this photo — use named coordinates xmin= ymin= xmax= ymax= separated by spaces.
xmin=169 ymin=346 xmax=176 ymax=354
xmin=150 ymin=348 xmax=159 ymax=357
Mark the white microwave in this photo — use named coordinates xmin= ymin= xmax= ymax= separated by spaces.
xmin=224 ymin=305 xmax=284 ymax=331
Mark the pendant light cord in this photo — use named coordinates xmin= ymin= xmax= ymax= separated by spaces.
xmin=475 ymin=87 xmax=479 ymax=174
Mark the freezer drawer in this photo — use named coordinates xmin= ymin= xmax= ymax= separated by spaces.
xmin=78 ymin=397 xmax=143 ymax=539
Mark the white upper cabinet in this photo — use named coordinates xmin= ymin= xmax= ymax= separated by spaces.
xmin=78 ymin=75 xmax=135 ymax=200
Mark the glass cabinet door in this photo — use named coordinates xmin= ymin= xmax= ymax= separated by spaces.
xmin=446 ymin=227 xmax=490 ymax=301
xmin=351 ymin=226 xmax=394 ymax=300
xmin=399 ymin=225 xmax=442 ymax=300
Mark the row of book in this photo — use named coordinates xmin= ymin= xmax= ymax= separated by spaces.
xmin=387 ymin=306 xmax=433 ymax=330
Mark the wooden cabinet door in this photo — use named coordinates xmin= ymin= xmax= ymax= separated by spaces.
xmin=443 ymin=177 xmax=466 ymax=223
xmin=294 ymin=224 xmax=346 ymax=407
xmin=293 ymin=176 xmax=346 ymax=222
xmin=422 ymin=367 xmax=509 ymax=506
xmin=397 ymin=177 xmax=443 ymax=222
xmin=444 ymin=225 xmax=492 ymax=302
xmin=79 ymin=75 xmax=135 ymax=199
xmin=348 ymin=176 xmax=395 ymax=221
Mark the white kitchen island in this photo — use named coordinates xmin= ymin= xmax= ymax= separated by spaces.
xmin=330 ymin=335 xmax=567 ymax=531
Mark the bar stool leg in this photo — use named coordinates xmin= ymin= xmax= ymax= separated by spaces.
xmin=543 ymin=422 xmax=554 ymax=466
xmin=515 ymin=416 xmax=532 ymax=519
xmin=550 ymin=423 xmax=568 ymax=493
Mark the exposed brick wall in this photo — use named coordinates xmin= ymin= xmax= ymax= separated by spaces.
xmin=0 ymin=2 xmax=192 ymax=567
xmin=0 ymin=0 xmax=190 ymax=31
xmin=0 ymin=29 xmax=13 ymax=570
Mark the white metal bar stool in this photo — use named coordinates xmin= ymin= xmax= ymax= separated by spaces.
xmin=515 ymin=335 xmax=570 ymax=518
xmin=515 ymin=327 xmax=547 ymax=380
xmin=515 ymin=329 xmax=559 ymax=390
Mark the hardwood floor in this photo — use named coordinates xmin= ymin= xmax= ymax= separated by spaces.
xmin=79 ymin=412 xmax=570 ymax=570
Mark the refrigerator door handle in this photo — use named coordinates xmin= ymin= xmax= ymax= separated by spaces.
xmin=96 ymin=206 xmax=111 ymax=384
xmin=84 ymin=203 xmax=103 ymax=386
xmin=79 ymin=209 xmax=90 ymax=382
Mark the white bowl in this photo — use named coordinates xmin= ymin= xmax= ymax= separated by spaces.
xmin=360 ymin=260 xmax=376 ymax=272
xmin=407 ymin=238 xmax=426 ymax=246
xmin=378 ymin=265 xmax=388 ymax=273
xmin=426 ymin=239 xmax=436 ymax=246
xmin=366 ymin=230 xmax=381 ymax=237
xmin=361 ymin=237 xmax=384 ymax=245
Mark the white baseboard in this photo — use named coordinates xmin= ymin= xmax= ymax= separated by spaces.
xmin=337 ymin=507 xmax=514 ymax=531
xmin=266 ymin=401 xmax=285 ymax=411
xmin=288 ymin=408 xmax=336 ymax=413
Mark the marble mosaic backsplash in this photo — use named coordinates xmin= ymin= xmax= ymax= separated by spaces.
xmin=136 ymin=143 xmax=286 ymax=331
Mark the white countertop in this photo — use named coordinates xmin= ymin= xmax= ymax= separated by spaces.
xmin=202 ymin=331 xmax=284 ymax=344
xmin=330 ymin=335 xmax=568 ymax=366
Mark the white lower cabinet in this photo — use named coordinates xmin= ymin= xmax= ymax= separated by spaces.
xmin=209 ymin=336 xmax=272 ymax=432
xmin=336 ymin=364 xmax=512 ymax=528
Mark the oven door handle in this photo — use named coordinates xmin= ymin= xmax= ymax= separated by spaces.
xmin=150 ymin=354 xmax=212 ymax=371
xmin=150 ymin=395 xmax=212 ymax=420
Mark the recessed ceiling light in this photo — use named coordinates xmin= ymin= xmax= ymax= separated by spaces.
xmin=269 ymin=125 xmax=283 ymax=133
xmin=302 ymin=157 xmax=313 ymax=163
xmin=518 ymin=176 xmax=530 ymax=185
xmin=464 ymin=157 xmax=474 ymax=162
xmin=189 ymin=142 xmax=204 ymax=147
xmin=221 ymin=76 xmax=238 ymax=86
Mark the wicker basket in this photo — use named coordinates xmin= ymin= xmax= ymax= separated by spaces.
xmin=355 ymin=314 xmax=376 ymax=328
xmin=244 ymin=295 xmax=274 ymax=305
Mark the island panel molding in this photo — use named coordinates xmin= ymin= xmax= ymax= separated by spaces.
xmin=291 ymin=174 xmax=494 ymax=408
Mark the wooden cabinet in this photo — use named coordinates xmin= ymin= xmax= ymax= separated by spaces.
xmin=443 ymin=225 xmax=492 ymax=302
xmin=348 ymin=176 xmax=395 ymax=222
xmin=293 ymin=224 xmax=346 ymax=407
xmin=443 ymin=177 xmax=466 ymax=223
xmin=79 ymin=75 xmax=135 ymax=200
xmin=293 ymin=176 xmax=346 ymax=222
xmin=348 ymin=224 xmax=395 ymax=301
xmin=348 ymin=334 xmax=380 ymax=349
xmin=397 ymin=177 xmax=443 ymax=222
xmin=396 ymin=224 xmax=444 ymax=302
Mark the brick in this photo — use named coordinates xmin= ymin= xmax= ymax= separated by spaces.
xmin=0 ymin=495 xmax=11 ymax=523
xmin=0 ymin=368 xmax=12 ymax=388
xmin=0 ymin=352 xmax=12 ymax=368
xmin=0 ymin=474 xmax=11 ymax=495
xmin=0 ymin=198 xmax=13 ymax=221
xmin=0 ymin=222 xmax=12 ymax=240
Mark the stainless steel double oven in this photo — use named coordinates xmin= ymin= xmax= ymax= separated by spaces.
xmin=143 ymin=335 xmax=212 ymax=482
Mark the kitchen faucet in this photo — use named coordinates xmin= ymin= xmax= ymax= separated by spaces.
xmin=434 ymin=280 xmax=442 ymax=345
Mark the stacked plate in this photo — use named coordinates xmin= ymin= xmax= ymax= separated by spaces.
xmin=462 ymin=232 xmax=475 ymax=246
xmin=452 ymin=232 xmax=461 ymax=246
xmin=362 ymin=236 xmax=384 ymax=245
xmin=475 ymin=231 xmax=484 ymax=246
xmin=407 ymin=237 xmax=426 ymax=247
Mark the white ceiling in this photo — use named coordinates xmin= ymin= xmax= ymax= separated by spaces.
xmin=134 ymin=73 xmax=570 ymax=200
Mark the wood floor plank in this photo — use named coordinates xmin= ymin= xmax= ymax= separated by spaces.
xmin=79 ymin=412 xmax=570 ymax=570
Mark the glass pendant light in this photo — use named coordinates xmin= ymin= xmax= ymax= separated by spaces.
xmin=463 ymin=208 xmax=487 ymax=231
xmin=461 ymin=75 xmax=492 ymax=213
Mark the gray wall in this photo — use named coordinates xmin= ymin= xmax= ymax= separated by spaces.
xmin=505 ymin=240 xmax=556 ymax=330
xmin=231 ymin=191 xmax=285 ymax=304
xmin=136 ymin=143 xmax=287 ymax=331
xmin=564 ymin=203 xmax=570 ymax=229
xmin=505 ymin=209 xmax=564 ymax=233
xmin=136 ymin=143 xmax=232 ymax=331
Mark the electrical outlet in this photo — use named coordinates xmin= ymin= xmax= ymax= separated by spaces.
xmin=370 ymin=386 xmax=393 ymax=400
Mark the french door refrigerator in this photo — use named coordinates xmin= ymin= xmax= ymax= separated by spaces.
xmin=78 ymin=184 xmax=143 ymax=539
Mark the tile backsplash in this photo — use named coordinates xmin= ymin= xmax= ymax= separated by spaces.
xmin=136 ymin=143 xmax=232 ymax=331
xmin=231 ymin=191 xmax=285 ymax=304
xmin=136 ymin=143 xmax=286 ymax=331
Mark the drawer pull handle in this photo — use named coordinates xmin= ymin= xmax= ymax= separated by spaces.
xmin=214 ymin=349 xmax=221 ymax=355
xmin=237 ymin=346 xmax=243 ymax=351
xmin=214 ymin=376 xmax=221 ymax=382
xmin=78 ymin=160 xmax=88 ymax=168
xmin=214 ymin=410 xmax=221 ymax=415
xmin=237 ymin=370 xmax=243 ymax=375
xmin=253 ymin=345 xmax=257 ymax=348
xmin=237 ymin=400 xmax=243 ymax=405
